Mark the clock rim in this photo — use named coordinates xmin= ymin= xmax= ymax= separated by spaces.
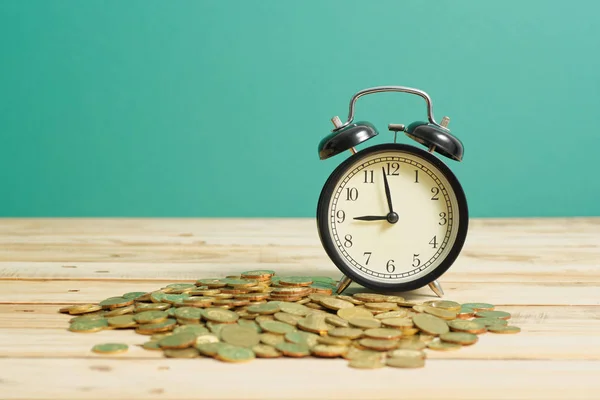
xmin=316 ymin=143 xmax=469 ymax=292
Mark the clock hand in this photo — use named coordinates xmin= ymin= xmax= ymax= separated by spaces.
xmin=353 ymin=216 xmax=388 ymax=221
xmin=382 ymin=167 xmax=394 ymax=214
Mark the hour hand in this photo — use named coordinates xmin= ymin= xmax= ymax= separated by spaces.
xmin=353 ymin=215 xmax=388 ymax=221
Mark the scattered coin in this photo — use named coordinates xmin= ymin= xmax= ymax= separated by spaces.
xmin=92 ymin=343 xmax=128 ymax=354
xmin=275 ymin=342 xmax=310 ymax=357
xmin=475 ymin=310 xmax=511 ymax=320
xmin=412 ymin=314 xmax=449 ymax=335
xmin=252 ymin=344 xmax=281 ymax=358
xmin=488 ymin=325 xmax=521 ymax=334
xmin=447 ymin=319 xmax=487 ymax=334
xmin=428 ymin=340 xmax=462 ymax=351
xmin=349 ymin=357 xmax=385 ymax=369
xmin=164 ymin=348 xmax=199 ymax=358
xmin=462 ymin=302 xmax=495 ymax=311
xmin=386 ymin=357 xmax=425 ymax=368
xmin=440 ymin=332 xmax=478 ymax=345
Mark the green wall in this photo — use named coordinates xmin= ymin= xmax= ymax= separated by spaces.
xmin=1 ymin=1 xmax=598 ymax=217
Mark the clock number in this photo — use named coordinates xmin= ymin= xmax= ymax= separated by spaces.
xmin=363 ymin=170 xmax=374 ymax=184
xmin=429 ymin=235 xmax=438 ymax=249
xmin=386 ymin=259 xmax=395 ymax=273
xmin=346 ymin=188 xmax=359 ymax=201
xmin=414 ymin=170 xmax=419 ymax=183
xmin=385 ymin=162 xmax=400 ymax=176
xmin=336 ymin=210 xmax=346 ymax=224
xmin=344 ymin=234 xmax=353 ymax=248
xmin=363 ymin=252 xmax=372 ymax=265
xmin=439 ymin=212 xmax=447 ymax=226
xmin=412 ymin=254 xmax=421 ymax=267
xmin=431 ymin=187 xmax=440 ymax=200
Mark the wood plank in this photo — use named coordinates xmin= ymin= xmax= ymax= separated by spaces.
xmin=1 ymin=279 xmax=598 ymax=305
xmin=1 ymin=358 xmax=598 ymax=400
xmin=3 ymin=260 xmax=600 ymax=282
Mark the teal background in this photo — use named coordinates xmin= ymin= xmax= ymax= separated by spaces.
xmin=1 ymin=1 xmax=598 ymax=217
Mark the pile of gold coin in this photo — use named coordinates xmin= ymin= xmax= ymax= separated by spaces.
xmin=60 ymin=270 xmax=520 ymax=369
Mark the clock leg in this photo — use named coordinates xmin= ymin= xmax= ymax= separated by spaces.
xmin=336 ymin=275 xmax=353 ymax=294
xmin=428 ymin=280 xmax=444 ymax=298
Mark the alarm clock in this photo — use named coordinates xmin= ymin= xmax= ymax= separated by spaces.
xmin=316 ymin=86 xmax=468 ymax=297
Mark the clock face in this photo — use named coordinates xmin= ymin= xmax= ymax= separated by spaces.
xmin=317 ymin=144 xmax=468 ymax=290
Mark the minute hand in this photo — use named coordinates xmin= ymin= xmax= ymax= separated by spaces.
xmin=353 ymin=216 xmax=388 ymax=221
xmin=382 ymin=167 xmax=394 ymax=213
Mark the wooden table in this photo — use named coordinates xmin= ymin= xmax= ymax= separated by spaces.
xmin=1 ymin=218 xmax=599 ymax=399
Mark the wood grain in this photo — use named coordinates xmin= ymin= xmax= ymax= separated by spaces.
xmin=0 ymin=218 xmax=599 ymax=399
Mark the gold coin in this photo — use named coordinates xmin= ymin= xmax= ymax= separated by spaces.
xmin=380 ymin=317 xmax=414 ymax=329
xmin=237 ymin=319 xmax=261 ymax=333
xmin=440 ymin=331 xmax=478 ymax=345
xmin=421 ymin=306 xmax=457 ymax=320
xmin=472 ymin=317 xmax=508 ymax=327
xmin=142 ymin=341 xmax=162 ymax=351
xmin=457 ymin=307 xmax=475 ymax=319
xmin=260 ymin=320 xmax=297 ymax=335
xmin=386 ymin=356 xmax=425 ymax=368
xmin=274 ymin=302 xmax=310 ymax=316
xmin=363 ymin=328 xmax=403 ymax=340
xmin=247 ymin=302 xmax=280 ymax=315
xmin=348 ymin=357 xmax=384 ymax=369
xmin=325 ymin=315 xmax=349 ymax=328
xmin=151 ymin=333 xmax=172 ymax=341
xmin=310 ymin=344 xmax=348 ymax=358
xmin=328 ymin=327 xmax=364 ymax=339
xmin=275 ymin=342 xmax=310 ymax=357
xmin=272 ymin=286 xmax=312 ymax=295
xmin=220 ymin=325 xmax=261 ymax=347
xmin=150 ymin=291 xmax=167 ymax=303
xmin=162 ymin=293 xmax=190 ymax=305
xmin=99 ymin=297 xmax=133 ymax=310
xmin=427 ymin=340 xmax=461 ymax=351
xmin=423 ymin=300 xmax=461 ymax=311
xmin=297 ymin=313 xmax=331 ymax=334
xmin=412 ymin=314 xmax=449 ymax=335
xmin=196 ymin=342 xmax=232 ymax=357
xmin=343 ymin=347 xmax=382 ymax=360
xmin=195 ymin=334 xmax=220 ymax=345
xmin=182 ymin=297 xmax=215 ymax=307
xmin=135 ymin=302 xmax=171 ymax=312
xmin=319 ymin=297 xmax=355 ymax=311
xmin=68 ymin=304 xmax=102 ymax=315
xmin=190 ymin=289 xmax=221 ymax=296
xmin=92 ymin=343 xmax=128 ymax=354
xmin=107 ymin=315 xmax=137 ymax=328
xmin=402 ymin=328 xmax=419 ymax=336
xmin=279 ymin=276 xmax=314 ymax=287
xmin=104 ymin=305 xmax=135 ymax=317
xmin=164 ymin=348 xmax=199 ymax=358
xmin=69 ymin=319 xmax=108 ymax=333
xmin=396 ymin=340 xmax=427 ymax=350
xmin=206 ymin=321 xmax=225 ymax=336
xmin=122 ymin=291 xmax=147 ymax=300
xmin=475 ymin=310 xmax=511 ymax=320
xmin=338 ymin=310 xmax=374 ymax=325
xmin=69 ymin=313 xmax=105 ymax=323
xmin=174 ymin=307 xmax=203 ymax=322
xmin=165 ymin=283 xmax=196 ymax=292
xmin=284 ymin=331 xmax=320 ymax=347
xmin=273 ymin=312 xmax=302 ymax=326
xmin=374 ymin=310 xmax=408 ymax=320
xmin=308 ymin=293 xmax=330 ymax=302
xmin=310 ymin=284 xmax=334 ymax=295
xmin=134 ymin=311 xmax=168 ymax=325
xmin=447 ymin=319 xmax=487 ymax=334
xmin=462 ymin=302 xmax=495 ymax=311
xmin=135 ymin=318 xmax=177 ymax=334
xmin=158 ymin=332 xmax=197 ymax=349
xmin=488 ymin=325 xmax=521 ymax=334
xmin=222 ymin=278 xmax=258 ymax=288
xmin=352 ymin=293 xmax=390 ymax=303
xmin=347 ymin=317 xmax=381 ymax=330
xmin=201 ymin=308 xmax=239 ymax=323
xmin=358 ymin=338 xmax=399 ymax=351
xmin=387 ymin=349 xmax=426 ymax=359
xmin=317 ymin=336 xmax=351 ymax=346
xmin=252 ymin=344 xmax=281 ymax=358
xmin=216 ymin=345 xmax=255 ymax=362
xmin=196 ymin=279 xmax=227 ymax=288
xmin=172 ymin=325 xmax=210 ymax=336
xmin=305 ymin=302 xmax=325 ymax=310
xmin=336 ymin=295 xmax=364 ymax=305
xmin=234 ymin=293 xmax=270 ymax=302
xmin=260 ymin=332 xmax=286 ymax=347
xmin=295 ymin=298 xmax=311 ymax=305
xmin=364 ymin=302 xmax=399 ymax=312
xmin=255 ymin=315 xmax=275 ymax=323
xmin=241 ymin=270 xmax=276 ymax=280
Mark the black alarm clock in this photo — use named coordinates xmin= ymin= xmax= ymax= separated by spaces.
xmin=316 ymin=86 xmax=468 ymax=297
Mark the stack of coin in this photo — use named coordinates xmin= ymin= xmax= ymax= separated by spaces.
xmin=60 ymin=270 xmax=520 ymax=369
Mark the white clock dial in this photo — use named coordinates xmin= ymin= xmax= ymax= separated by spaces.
xmin=326 ymin=149 xmax=462 ymax=285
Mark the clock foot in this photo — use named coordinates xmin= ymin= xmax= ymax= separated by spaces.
xmin=428 ymin=280 xmax=444 ymax=298
xmin=336 ymin=275 xmax=353 ymax=294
